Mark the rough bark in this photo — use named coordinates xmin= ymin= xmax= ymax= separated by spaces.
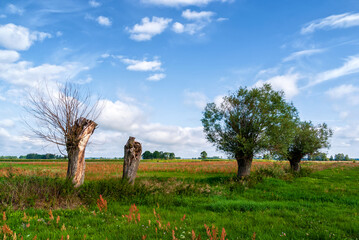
xmin=289 ymin=161 xmax=300 ymax=172
xmin=66 ymin=118 xmax=97 ymax=187
xmin=123 ymin=136 xmax=142 ymax=184
xmin=289 ymin=159 xmax=301 ymax=172
xmin=236 ymin=155 xmax=253 ymax=177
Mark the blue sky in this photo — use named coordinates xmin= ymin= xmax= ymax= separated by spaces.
xmin=0 ymin=0 xmax=359 ymax=158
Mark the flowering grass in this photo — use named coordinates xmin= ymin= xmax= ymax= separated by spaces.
xmin=0 ymin=161 xmax=358 ymax=239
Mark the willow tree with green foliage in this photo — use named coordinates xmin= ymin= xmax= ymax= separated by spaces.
xmin=202 ymin=84 xmax=298 ymax=177
xmin=286 ymin=121 xmax=333 ymax=172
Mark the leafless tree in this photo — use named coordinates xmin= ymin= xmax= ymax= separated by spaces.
xmin=26 ymin=82 xmax=102 ymax=187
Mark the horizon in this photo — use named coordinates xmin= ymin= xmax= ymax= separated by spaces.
xmin=0 ymin=0 xmax=359 ymax=158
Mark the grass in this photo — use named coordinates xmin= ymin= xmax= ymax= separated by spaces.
xmin=0 ymin=161 xmax=358 ymax=239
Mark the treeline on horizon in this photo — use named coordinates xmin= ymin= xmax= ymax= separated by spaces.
xmin=0 ymin=152 xmax=355 ymax=161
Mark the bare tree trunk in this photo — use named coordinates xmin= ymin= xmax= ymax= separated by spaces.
xmin=289 ymin=160 xmax=301 ymax=172
xmin=123 ymin=137 xmax=142 ymax=184
xmin=236 ymin=155 xmax=253 ymax=177
xmin=66 ymin=118 xmax=97 ymax=187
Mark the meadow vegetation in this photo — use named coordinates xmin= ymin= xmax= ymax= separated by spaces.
xmin=0 ymin=160 xmax=358 ymax=239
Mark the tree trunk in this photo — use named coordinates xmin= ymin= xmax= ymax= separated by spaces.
xmin=123 ymin=136 xmax=142 ymax=184
xmin=289 ymin=160 xmax=301 ymax=172
xmin=66 ymin=118 xmax=98 ymax=187
xmin=236 ymin=155 xmax=253 ymax=177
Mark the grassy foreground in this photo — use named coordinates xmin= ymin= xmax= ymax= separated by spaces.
xmin=0 ymin=162 xmax=358 ymax=239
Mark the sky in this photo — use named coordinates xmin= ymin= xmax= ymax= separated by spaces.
xmin=0 ymin=0 xmax=359 ymax=158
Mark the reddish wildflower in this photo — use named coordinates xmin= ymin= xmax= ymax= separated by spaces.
xmin=142 ymin=236 xmax=147 ymax=240
xmin=192 ymin=230 xmax=196 ymax=240
xmin=97 ymin=195 xmax=107 ymax=212
xmin=220 ymin=228 xmax=226 ymax=240
xmin=252 ymin=232 xmax=256 ymax=240
xmin=56 ymin=216 xmax=60 ymax=224
xmin=125 ymin=204 xmax=140 ymax=223
xmin=181 ymin=214 xmax=186 ymax=221
xmin=49 ymin=210 xmax=54 ymax=220
xmin=33 ymin=236 xmax=37 ymax=240
xmin=2 ymin=224 xmax=13 ymax=235
xmin=172 ymin=229 xmax=178 ymax=240
xmin=3 ymin=211 xmax=6 ymax=221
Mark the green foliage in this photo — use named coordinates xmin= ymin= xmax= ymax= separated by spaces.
xmin=142 ymin=150 xmax=175 ymax=159
xmin=202 ymin=84 xmax=298 ymax=176
xmin=286 ymin=121 xmax=333 ymax=163
xmin=200 ymin=151 xmax=207 ymax=159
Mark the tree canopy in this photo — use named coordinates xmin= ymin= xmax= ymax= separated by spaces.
xmin=286 ymin=121 xmax=332 ymax=171
xmin=202 ymin=84 xmax=299 ymax=176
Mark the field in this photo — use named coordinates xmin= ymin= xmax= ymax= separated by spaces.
xmin=0 ymin=160 xmax=358 ymax=239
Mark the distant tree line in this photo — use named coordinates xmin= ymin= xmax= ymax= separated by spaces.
xmin=19 ymin=153 xmax=63 ymax=159
xmin=142 ymin=151 xmax=176 ymax=160
xmin=261 ymin=152 xmax=352 ymax=161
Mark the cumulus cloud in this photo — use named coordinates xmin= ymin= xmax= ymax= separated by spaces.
xmin=311 ymin=56 xmax=359 ymax=86
xmin=172 ymin=9 xmax=215 ymax=35
xmin=147 ymin=73 xmax=166 ymax=81
xmin=94 ymin=98 xmax=211 ymax=157
xmin=96 ymin=16 xmax=112 ymax=26
xmin=0 ymin=60 xmax=87 ymax=87
xmin=120 ymin=57 xmax=162 ymax=71
xmin=0 ymin=50 xmax=20 ymax=63
xmin=172 ymin=22 xmax=185 ymax=33
xmin=6 ymin=4 xmax=24 ymax=15
xmin=301 ymin=12 xmax=359 ymax=34
xmin=97 ymin=100 xmax=145 ymax=132
xmin=182 ymin=9 xmax=215 ymax=21
xmin=127 ymin=17 xmax=172 ymax=41
xmin=0 ymin=24 xmax=51 ymax=51
xmin=89 ymin=0 xmax=101 ymax=7
xmin=184 ymin=90 xmax=208 ymax=109
xmin=172 ymin=22 xmax=207 ymax=35
xmin=141 ymin=0 xmax=230 ymax=7
xmin=254 ymin=73 xmax=301 ymax=98
xmin=283 ymin=48 xmax=325 ymax=62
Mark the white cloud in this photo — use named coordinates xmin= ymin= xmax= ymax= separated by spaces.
xmin=0 ymin=60 xmax=86 ymax=87
xmin=216 ymin=17 xmax=228 ymax=22
xmin=311 ymin=56 xmax=359 ymax=86
xmin=182 ymin=9 xmax=215 ymax=21
xmin=326 ymin=84 xmax=359 ymax=99
xmin=89 ymin=0 xmax=101 ymax=7
xmin=0 ymin=24 xmax=51 ymax=51
xmin=0 ymin=15 xmax=6 ymax=19
xmin=127 ymin=17 xmax=172 ymax=41
xmin=184 ymin=90 xmax=208 ymax=109
xmin=6 ymin=4 xmax=24 ymax=15
xmin=147 ymin=73 xmax=166 ymax=81
xmin=326 ymin=84 xmax=359 ymax=105
xmin=283 ymin=48 xmax=325 ymax=62
xmin=141 ymin=0 xmax=230 ymax=7
xmin=0 ymin=50 xmax=20 ymax=63
xmin=301 ymin=12 xmax=359 ymax=34
xmin=214 ymin=95 xmax=225 ymax=107
xmin=97 ymin=100 xmax=145 ymax=132
xmin=254 ymin=73 xmax=301 ymax=98
xmin=97 ymin=16 xmax=112 ymax=26
xmin=120 ymin=57 xmax=162 ymax=71
xmin=0 ymin=119 xmax=15 ymax=127
xmin=172 ymin=22 xmax=206 ymax=35
xmin=96 ymin=98 xmax=211 ymax=157
xmin=172 ymin=22 xmax=185 ymax=33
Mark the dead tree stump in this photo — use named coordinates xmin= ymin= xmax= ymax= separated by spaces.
xmin=123 ymin=136 xmax=142 ymax=184
xmin=67 ymin=117 xmax=98 ymax=187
